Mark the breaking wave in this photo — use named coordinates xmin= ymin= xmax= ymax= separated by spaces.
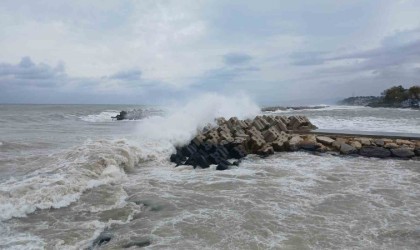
xmin=0 ymin=139 xmax=168 ymax=221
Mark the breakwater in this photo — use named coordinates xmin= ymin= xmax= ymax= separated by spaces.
xmin=170 ymin=115 xmax=420 ymax=170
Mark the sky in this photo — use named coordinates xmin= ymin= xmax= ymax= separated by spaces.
xmin=0 ymin=0 xmax=420 ymax=105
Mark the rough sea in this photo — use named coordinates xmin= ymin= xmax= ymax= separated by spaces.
xmin=1 ymin=95 xmax=419 ymax=249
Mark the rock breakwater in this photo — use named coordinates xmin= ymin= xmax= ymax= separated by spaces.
xmin=170 ymin=115 xmax=420 ymax=170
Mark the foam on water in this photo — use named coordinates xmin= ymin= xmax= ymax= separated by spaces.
xmin=107 ymin=152 xmax=420 ymax=249
xmin=79 ymin=110 xmax=120 ymax=122
xmin=1 ymin=99 xmax=420 ymax=249
xmin=0 ymin=139 xmax=167 ymax=222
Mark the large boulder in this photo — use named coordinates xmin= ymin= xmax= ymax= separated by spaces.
xmin=340 ymin=143 xmax=357 ymax=155
xmin=288 ymin=136 xmax=303 ymax=151
xmin=384 ymin=142 xmax=399 ymax=149
xmin=373 ymin=139 xmax=385 ymax=147
xmin=359 ymin=146 xmax=391 ymax=158
xmin=391 ymin=148 xmax=415 ymax=158
xmin=350 ymin=141 xmax=362 ymax=150
xmin=415 ymin=147 xmax=420 ymax=156
xmin=316 ymin=136 xmax=335 ymax=145
xmin=298 ymin=141 xmax=321 ymax=151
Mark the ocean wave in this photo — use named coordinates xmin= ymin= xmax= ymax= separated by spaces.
xmin=311 ymin=116 xmax=420 ymax=133
xmin=79 ymin=110 xmax=120 ymax=122
xmin=0 ymin=139 xmax=168 ymax=222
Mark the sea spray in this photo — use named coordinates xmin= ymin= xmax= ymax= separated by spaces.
xmin=135 ymin=93 xmax=260 ymax=146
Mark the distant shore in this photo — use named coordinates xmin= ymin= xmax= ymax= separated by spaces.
xmin=261 ymin=105 xmax=328 ymax=112
xmin=338 ymin=85 xmax=419 ymax=109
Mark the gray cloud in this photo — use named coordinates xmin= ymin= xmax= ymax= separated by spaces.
xmin=109 ymin=69 xmax=142 ymax=81
xmin=0 ymin=57 xmax=66 ymax=87
xmin=1 ymin=1 xmax=420 ymax=104
xmin=290 ymin=51 xmax=328 ymax=66
xmin=223 ymin=53 xmax=252 ymax=65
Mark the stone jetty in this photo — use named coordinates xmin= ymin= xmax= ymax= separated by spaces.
xmin=170 ymin=115 xmax=420 ymax=170
xmin=112 ymin=109 xmax=163 ymax=120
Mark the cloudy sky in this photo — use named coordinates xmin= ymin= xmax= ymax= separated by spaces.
xmin=1 ymin=0 xmax=419 ymax=105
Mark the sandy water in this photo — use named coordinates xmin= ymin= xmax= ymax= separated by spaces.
xmin=0 ymin=101 xmax=419 ymax=249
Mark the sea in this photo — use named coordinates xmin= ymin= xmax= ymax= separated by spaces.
xmin=1 ymin=94 xmax=419 ymax=249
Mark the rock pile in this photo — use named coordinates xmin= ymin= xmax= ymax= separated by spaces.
xmin=170 ymin=115 xmax=420 ymax=170
xmin=170 ymin=115 xmax=317 ymax=170
xmin=112 ymin=109 xmax=163 ymax=120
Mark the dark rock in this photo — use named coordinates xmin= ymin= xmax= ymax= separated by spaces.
xmin=391 ymin=148 xmax=415 ymax=158
xmin=230 ymin=146 xmax=247 ymax=159
xmin=170 ymin=153 xmax=184 ymax=166
xmin=359 ymin=146 xmax=391 ymax=158
xmin=340 ymin=143 xmax=357 ymax=155
xmin=414 ymin=147 xmax=420 ymax=156
xmin=215 ymin=146 xmax=229 ymax=159
xmin=112 ymin=110 xmax=128 ymax=120
xmin=200 ymin=142 xmax=216 ymax=153
xmin=298 ymin=141 xmax=320 ymax=151
xmin=232 ymin=160 xmax=241 ymax=166
xmin=123 ymin=239 xmax=151 ymax=248
xmin=181 ymin=144 xmax=197 ymax=157
xmin=373 ymin=139 xmax=385 ymax=147
xmin=195 ymin=154 xmax=211 ymax=168
xmin=209 ymin=152 xmax=223 ymax=165
xmin=257 ymin=146 xmax=274 ymax=156
xmin=216 ymin=159 xmax=230 ymax=170
xmin=91 ymin=231 xmax=112 ymax=248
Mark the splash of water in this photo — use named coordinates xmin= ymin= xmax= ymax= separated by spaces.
xmin=136 ymin=93 xmax=260 ymax=146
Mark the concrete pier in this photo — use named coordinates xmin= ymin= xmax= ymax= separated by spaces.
xmin=300 ymin=129 xmax=420 ymax=140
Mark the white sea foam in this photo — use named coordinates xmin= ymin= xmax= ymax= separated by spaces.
xmin=0 ymin=139 xmax=164 ymax=221
xmin=311 ymin=115 xmax=420 ymax=133
xmin=79 ymin=110 xmax=120 ymax=122
xmin=136 ymin=93 xmax=260 ymax=146
xmin=0 ymin=224 xmax=45 ymax=250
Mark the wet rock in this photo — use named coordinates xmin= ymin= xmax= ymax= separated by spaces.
xmin=257 ymin=145 xmax=275 ymax=156
xmin=91 ymin=231 xmax=112 ymax=248
xmin=391 ymin=148 xmax=415 ymax=158
xmin=232 ymin=160 xmax=241 ymax=166
xmin=316 ymin=144 xmax=329 ymax=153
xmin=331 ymin=141 xmax=343 ymax=150
xmin=298 ymin=141 xmax=321 ymax=151
xmin=216 ymin=159 xmax=230 ymax=170
xmin=271 ymin=140 xmax=285 ymax=151
xmin=355 ymin=137 xmax=371 ymax=146
xmin=384 ymin=143 xmax=399 ymax=149
xmin=288 ymin=136 xmax=303 ymax=151
xmin=373 ymin=139 xmax=385 ymax=147
xmin=340 ymin=143 xmax=357 ymax=155
xmin=396 ymin=139 xmax=413 ymax=145
xmin=316 ymin=136 xmax=335 ymax=145
xmin=248 ymin=136 xmax=266 ymax=151
xmin=350 ymin=141 xmax=362 ymax=150
xmin=415 ymin=148 xmax=420 ymax=156
xmin=230 ymin=146 xmax=248 ymax=159
xmin=359 ymin=146 xmax=391 ymax=158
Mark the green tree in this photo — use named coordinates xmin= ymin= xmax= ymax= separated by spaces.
xmin=408 ymin=85 xmax=420 ymax=99
xmin=381 ymin=85 xmax=408 ymax=104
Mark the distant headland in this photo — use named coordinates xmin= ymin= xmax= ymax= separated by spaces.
xmin=339 ymin=85 xmax=420 ymax=109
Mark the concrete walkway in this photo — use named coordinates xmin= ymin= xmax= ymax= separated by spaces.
xmin=300 ymin=129 xmax=420 ymax=140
